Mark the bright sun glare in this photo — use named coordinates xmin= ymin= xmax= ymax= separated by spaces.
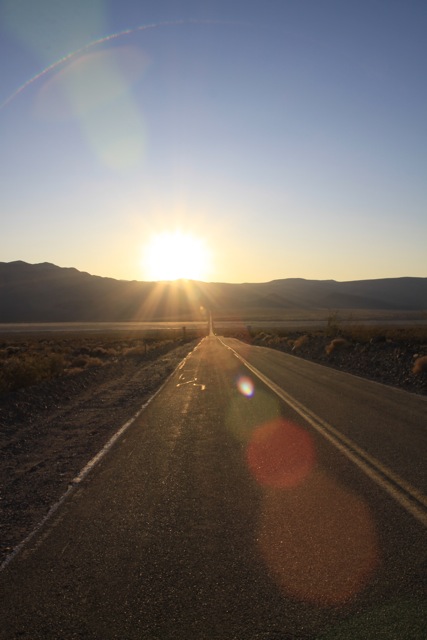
xmin=143 ymin=231 xmax=211 ymax=281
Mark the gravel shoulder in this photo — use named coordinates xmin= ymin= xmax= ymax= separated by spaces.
xmin=0 ymin=339 xmax=199 ymax=565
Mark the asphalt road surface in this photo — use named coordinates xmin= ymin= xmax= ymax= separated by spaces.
xmin=1 ymin=336 xmax=426 ymax=639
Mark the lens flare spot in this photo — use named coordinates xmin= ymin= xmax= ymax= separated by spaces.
xmin=237 ymin=375 xmax=255 ymax=397
xmin=34 ymin=46 xmax=148 ymax=170
xmin=226 ymin=388 xmax=281 ymax=443
xmin=35 ymin=47 xmax=148 ymax=119
xmin=258 ymin=470 xmax=380 ymax=605
xmin=246 ymin=417 xmax=315 ymax=489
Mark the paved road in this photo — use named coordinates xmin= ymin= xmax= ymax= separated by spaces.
xmin=1 ymin=337 xmax=426 ymax=639
xmin=221 ymin=337 xmax=427 ymax=500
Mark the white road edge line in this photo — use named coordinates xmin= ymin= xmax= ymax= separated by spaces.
xmin=0 ymin=340 xmax=203 ymax=573
xmin=219 ymin=337 xmax=427 ymax=528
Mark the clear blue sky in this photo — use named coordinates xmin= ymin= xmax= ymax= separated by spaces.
xmin=1 ymin=0 xmax=426 ymax=283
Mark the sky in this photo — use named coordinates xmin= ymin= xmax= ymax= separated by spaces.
xmin=0 ymin=0 xmax=426 ymax=284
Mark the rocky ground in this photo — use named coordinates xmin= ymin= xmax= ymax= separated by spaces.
xmin=246 ymin=330 xmax=427 ymax=396
xmin=1 ymin=331 xmax=426 ymax=567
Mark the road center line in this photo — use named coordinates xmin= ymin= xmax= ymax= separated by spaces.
xmin=220 ymin=338 xmax=427 ymax=528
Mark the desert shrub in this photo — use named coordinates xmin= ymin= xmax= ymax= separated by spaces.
xmin=326 ymin=310 xmax=341 ymax=337
xmin=0 ymin=330 xmax=186 ymax=392
xmin=292 ymin=335 xmax=309 ymax=351
xmin=84 ymin=356 xmax=103 ymax=368
xmin=254 ymin=332 xmax=269 ymax=342
xmin=412 ymin=355 xmax=427 ymax=375
xmin=122 ymin=345 xmax=148 ymax=357
xmin=72 ymin=346 xmax=91 ymax=356
xmin=256 ymin=334 xmax=284 ymax=347
xmin=65 ymin=367 xmax=85 ymax=376
xmin=0 ymin=357 xmax=47 ymax=391
xmin=0 ymin=348 xmax=69 ymax=392
xmin=6 ymin=346 xmax=22 ymax=356
xmin=90 ymin=346 xmax=117 ymax=358
xmin=68 ymin=355 xmax=103 ymax=369
xmin=45 ymin=353 xmax=66 ymax=376
xmin=69 ymin=355 xmax=89 ymax=368
xmin=325 ymin=337 xmax=350 ymax=356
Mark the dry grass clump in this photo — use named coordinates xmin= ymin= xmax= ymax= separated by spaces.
xmin=0 ymin=330 xmax=185 ymax=393
xmin=65 ymin=367 xmax=85 ymax=376
xmin=123 ymin=338 xmax=174 ymax=357
xmin=255 ymin=333 xmax=286 ymax=348
xmin=325 ymin=338 xmax=351 ymax=356
xmin=68 ymin=355 xmax=104 ymax=369
xmin=90 ymin=346 xmax=118 ymax=358
xmin=267 ymin=335 xmax=287 ymax=347
xmin=412 ymin=355 xmax=427 ymax=375
xmin=326 ymin=310 xmax=341 ymax=337
xmin=292 ymin=335 xmax=309 ymax=351
xmin=252 ymin=332 xmax=289 ymax=349
xmin=0 ymin=352 xmax=66 ymax=392
xmin=123 ymin=345 xmax=148 ymax=357
xmin=71 ymin=345 xmax=120 ymax=359
xmin=255 ymin=332 xmax=272 ymax=343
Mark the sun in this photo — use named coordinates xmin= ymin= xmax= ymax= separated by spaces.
xmin=142 ymin=231 xmax=212 ymax=281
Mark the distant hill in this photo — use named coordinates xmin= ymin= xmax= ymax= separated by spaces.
xmin=0 ymin=261 xmax=426 ymax=322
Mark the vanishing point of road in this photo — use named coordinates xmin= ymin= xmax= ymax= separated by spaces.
xmin=1 ymin=336 xmax=426 ymax=639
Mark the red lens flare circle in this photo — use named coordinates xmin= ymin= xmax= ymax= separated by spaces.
xmin=246 ymin=417 xmax=315 ymax=489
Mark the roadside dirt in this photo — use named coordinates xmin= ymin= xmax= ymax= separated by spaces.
xmin=1 ymin=333 xmax=426 ymax=567
xmin=249 ymin=331 xmax=427 ymax=396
